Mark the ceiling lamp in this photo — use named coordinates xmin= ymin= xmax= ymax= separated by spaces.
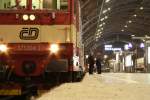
xmin=133 ymin=14 xmax=137 ymax=17
xmin=128 ymin=43 xmax=132 ymax=48
xmin=105 ymin=16 xmax=108 ymax=19
xmin=105 ymin=0 xmax=110 ymax=3
xmin=108 ymin=8 xmax=111 ymax=11
xmin=121 ymin=29 xmax=124 ymax=32
xmin=140 ymin=6 xmax=144 ymax=10
xmin=131 ymin=35 xmax=135 ymax=37
xmin=100 ymin=18 xmax=105 ymax=21
xmin=140 ymin=43 xmax=144 ymax=48
xmin=102 ymin=9 xmax=108 ymax=14
xmin=124 ymin=25 xmax=128 ymax=28
xmin=128 ymin=20 xmax=132 ymax=23
xmin=99 ymin=24 xmax=103 ymax=27
xmin=102 ymin=22 xmax=106 ymax=25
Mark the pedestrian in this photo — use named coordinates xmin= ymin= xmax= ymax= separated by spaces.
xmin=96 ymin=56 xmax=102 ymax=74
xmin=88 ymin=53 xmax=94 ymax=74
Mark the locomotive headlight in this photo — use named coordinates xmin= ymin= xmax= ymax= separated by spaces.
xmin=23 ymin=14 xmax=29 ymax=21
xmin=0 ymin=44 xmax=8 ymax=52
xmin=50 ymin=44 xmax=59 ymax=53
xmin=30 ymin=14 xmax=36 ymax=21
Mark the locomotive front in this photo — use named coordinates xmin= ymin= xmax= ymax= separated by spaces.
xmin=0 ymin=0 xmax=84 ymax=95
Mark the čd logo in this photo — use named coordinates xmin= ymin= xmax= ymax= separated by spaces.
xmin=20 ymin=28 xmax=39 ymax=40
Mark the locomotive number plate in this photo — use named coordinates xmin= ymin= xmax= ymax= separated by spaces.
xmin=11 ymin=44 xmax=49 ymax=51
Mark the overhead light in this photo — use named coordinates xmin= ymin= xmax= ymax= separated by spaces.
xmin=140 ymin=6 xmax=144 ymax=10
xmin=133 ymin=14 xmax=137 ymax=17
xmin=108 ymin=8 xmax=111 ymax=11
xmin=100 ymin=18 xmax=105 ymax=21
xmin=98 ymin=29 xmax=101 ymax=32
xmin=128 ymin=20 xmax=132 ymax=23
xmin=140 ymin=43 xmax=144 ymax=48
xmin=121 ymin=29 xmax=124 ymax=32
xmin=128 ymin=43 xmax=132 ymax=48
xmin=124 ymin=44 xmax=129 ymax=50
xmin=124 ymin=25 xmax=128 ymax=28
xmin=105 ymin=16 xmax=108 ymax=19
xmin=102 ymin=22 xmax=106 ymax=25
xmin=102 ymin=9 xmax=108 ymax=14
xmin=131 ymin=35 xmax=135 ymax=37
xmin=105 ymin=0 xmax=110 ymax=3
xmin=99 ymin=24 xmax=103 ymax=27
xmin=98 ymin=35 xmax=101 ymax=37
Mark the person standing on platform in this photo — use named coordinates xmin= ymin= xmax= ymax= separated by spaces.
xmin=88 ymin=53 xmax=95 ymax=74
xmin=96 ymin=56 xmax=102 ymax=74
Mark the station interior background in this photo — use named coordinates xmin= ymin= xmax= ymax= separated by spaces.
xmin=81 ymin=0 xmax=150 ymax=73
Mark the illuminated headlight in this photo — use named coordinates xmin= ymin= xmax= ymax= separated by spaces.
xmin=0 ymin=44 xmax=8 ymax=52
xmin=30 ymin=14 xmax=36 ymax=21
xmin=50 ymin=44 xmax=59 ymax=53
xmin=23 ymin=14 xmax=29 ymax=21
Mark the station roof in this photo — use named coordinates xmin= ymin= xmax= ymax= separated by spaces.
xmin=81 ymin=0 xmax=150 ymax=53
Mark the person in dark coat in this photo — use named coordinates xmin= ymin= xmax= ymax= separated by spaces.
xmin=96 ymin=57 xmax=102 ymax=74
xmin=88 ymin=54 xmax=95 ymax=74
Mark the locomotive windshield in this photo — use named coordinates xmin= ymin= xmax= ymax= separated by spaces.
xmin=0 ymin=0 xmax=27 ymax=10
xmin=0 ymin=0 xmax=68 ymax=10
xmin=32 ymin=0 xmax=68 ymax=10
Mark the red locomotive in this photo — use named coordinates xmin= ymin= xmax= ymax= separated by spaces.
xmin=0 ymin=0 xmax=85 ymax=95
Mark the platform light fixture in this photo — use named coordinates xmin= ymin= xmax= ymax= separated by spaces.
xmin=100 ymin=18 xmax=105 ymax=21
xmin=105 ymin=16 xmax=108 ymax=19
xmin=140 ymin=43 xmax=145 ymax=48
xmin=99 ymin=24 xmax=103 ymax=27
xmin=128 ymin=43 xmax=132 ymax=48
xmin=102 ymin=22 xmax=106 ymax=25
xmin=124 ymin=44 xmax=129 ymax=50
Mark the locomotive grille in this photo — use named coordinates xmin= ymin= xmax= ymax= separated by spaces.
xmin=22 ymin=61 xmax=36 ymax=74
xmin=45 ymin=59 xmax=68 ymax=72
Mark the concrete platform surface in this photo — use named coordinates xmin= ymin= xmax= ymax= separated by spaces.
xmin=37 ymin=73 xmax=150 ymax=100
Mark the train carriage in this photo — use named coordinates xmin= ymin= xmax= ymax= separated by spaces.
xmin=0 ymin=0 xmax=84 ymax=95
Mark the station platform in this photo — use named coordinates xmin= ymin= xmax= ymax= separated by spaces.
xmin=37 ymin=73 xmax=150 ymax=100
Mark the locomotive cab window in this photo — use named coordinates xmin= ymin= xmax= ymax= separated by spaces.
xmin=0 ymin=0 xmax=27 ymax=10
xmin=60 ymin=0 xmax=68 ymax=10
xmin=32 ymin=0 xmax=68 ymax=10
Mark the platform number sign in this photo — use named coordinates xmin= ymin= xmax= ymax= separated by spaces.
xmin=20 ymin=28 xmax=39 ymax=40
